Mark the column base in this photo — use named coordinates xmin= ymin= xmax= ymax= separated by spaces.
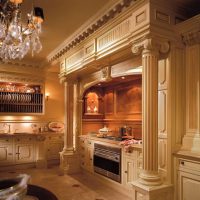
xmin=139 ymin=171 xmax=162 ymax=186
xmin=132 ymin=180 xmax=173 ymax=200
xmin=59 ymin=149 xmax=80 ymax=175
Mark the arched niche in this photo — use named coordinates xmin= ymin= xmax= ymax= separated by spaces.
xmin=83 ymin=88 xmax=104 ymax=119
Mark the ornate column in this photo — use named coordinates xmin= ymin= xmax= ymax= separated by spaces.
xmin=139 ymin=39 xmax=161 ymax=186
xmin=131 ymin=38 xmax=172 ymax=200
xmin=59 ymin=81 xmax=80 ymax=175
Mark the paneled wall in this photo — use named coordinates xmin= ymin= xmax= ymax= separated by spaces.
xmin=158 ymin=59 xmax=169 ymax=182
xmin=182 ymin=44 xmax=200 ymax=152
xmin=82 ymin=77 xmax=142 ymax=139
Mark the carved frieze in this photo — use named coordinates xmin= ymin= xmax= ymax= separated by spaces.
xmin=97 ymin=18 xmax=131 ymax=51
xmin=48 ymin=0 xmax=138 ymax=63
xmin=182 ymin=31 xmax=200 ymax=46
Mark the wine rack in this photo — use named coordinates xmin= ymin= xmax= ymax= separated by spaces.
xmin=0 ymin=92 xmax=43 ymax=113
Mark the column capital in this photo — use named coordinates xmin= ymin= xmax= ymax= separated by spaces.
xmin=131 ymin=38 xmax=170 ymax=55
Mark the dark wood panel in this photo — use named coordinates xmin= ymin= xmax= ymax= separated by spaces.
xmin=116 ymin=79 xmax=142 ymax=114
xmin=104 ymin=89 xmax=114 ymax=114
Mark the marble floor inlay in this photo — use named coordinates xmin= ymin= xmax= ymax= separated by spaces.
xmin=0 ymin=167 xmax=131 ymax=200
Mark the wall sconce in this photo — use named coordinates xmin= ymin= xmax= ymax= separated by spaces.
xmin=45 ymin=93 xmax=50 ymax=101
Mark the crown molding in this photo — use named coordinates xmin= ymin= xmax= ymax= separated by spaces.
xmin=47 ymin=0 xmax=136 ymax=63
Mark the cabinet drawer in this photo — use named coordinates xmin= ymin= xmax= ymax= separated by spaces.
xmin=179 ymin=159 xmax=200 ymax=174
xmin=14 ymin=136 xmax=35 ymax=143
xmin=47 ymin=135 xmax=63 ymax=141
xmin=0 ymin=137 xmax=12 ymax=143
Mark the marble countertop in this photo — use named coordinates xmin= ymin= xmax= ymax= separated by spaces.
xmin=79 ymin=135 xmax=142 ymax=149
xmin=0 ymin=132 xmax=64 ymax=137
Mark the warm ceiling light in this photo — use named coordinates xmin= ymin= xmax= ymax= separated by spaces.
xmin=0 ymin=1 xmax=44 ymax=60
xmin=9 ymin=0 xmax=23 ymax=4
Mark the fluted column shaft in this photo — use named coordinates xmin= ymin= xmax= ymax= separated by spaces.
xmin=63 ymin=81 xmax=74 ymax=152
xmin=139 ymin=47 xmax=162 ymax=186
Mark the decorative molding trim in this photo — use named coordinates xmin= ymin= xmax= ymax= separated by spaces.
xmin=47 ymin=0 xmax=137 ymax=63
xmin=182 ymin=31 xmax=200 ymax=46
xmin=0 ymin=72 xmax=44 ymax=84
xmin=97 ymin=18 xmax=131 ymax=51
xmin=131 ymin=38 xmax=170 ymax=55
xmin=101 ymin=66 xmax=112 ymax=82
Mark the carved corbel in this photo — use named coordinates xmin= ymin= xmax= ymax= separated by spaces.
xmin=101 ymin=66 xmax=112 ymax=82
xmin=132 ymin=38 xmax=170 ymax=55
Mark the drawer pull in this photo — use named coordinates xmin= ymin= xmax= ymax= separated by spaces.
xmin=181 ymin=161 xmax=184 ymax=166
xmin=8 ymin=153 xmax=13 ymax=156
xmin=16 ymin=152 xmax=20 ymax=155
xmin=124 ymin=170 xmax=128 ymax=173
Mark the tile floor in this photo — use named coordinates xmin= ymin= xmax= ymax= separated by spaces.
xmin=0 ymin=166 xmax=132 ymax=200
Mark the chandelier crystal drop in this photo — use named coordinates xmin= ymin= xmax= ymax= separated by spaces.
xmin=0 ymin=0 xmax=44 ymax=60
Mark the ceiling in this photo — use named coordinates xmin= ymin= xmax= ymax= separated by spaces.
xmin=19 ymin=0 xmax=113 ymax=68
xmin=10 ymin=0 xmax=200 ymax=71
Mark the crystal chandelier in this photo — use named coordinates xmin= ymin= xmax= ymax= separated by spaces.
xmin=0 ymin=0 xmax=44 ymax=60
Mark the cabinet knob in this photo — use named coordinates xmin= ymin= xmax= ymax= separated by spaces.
xmin=124 ymin=170 xmax=128 ymax=173
xmin=181 ymin=161 xmax=184 ymax=166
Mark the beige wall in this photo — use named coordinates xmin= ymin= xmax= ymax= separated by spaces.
xmin=44 ymin=72 xmax=64 ymax=122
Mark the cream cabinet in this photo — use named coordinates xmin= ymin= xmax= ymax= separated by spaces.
xmin=79 ymin=137 xmax=94 ymax=172
xmin=122 ymin=148 xmax=142 ymax=189
xmin=178 ymin=158 xmax=200 ymax=200
xmin=46 ymin=135 xmax=64 ymax=161
xmin=0 ymin=137 xmax=13 ymax=165
xmin=15 ymin=143 xmax=35 ymax=164
xmin=0 ymin=134 xmax=64 ymax=168
xmin=0 ymin=135 xmax=35 ymax=166
xmin=123 ymin=156 xmax=136 ymax=188
xmin=14 ymin=136 xmax=35 ymax=164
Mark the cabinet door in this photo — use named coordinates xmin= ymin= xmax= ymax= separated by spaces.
xmin=85 ymin=147 xmax=93 ymax=172
xmin=123 ymin=157 xmax=135 ymax=188
xmin=179 ymin=171 xmax=200 ymax=200
xmin=0 ymin=144 xmax=13 ymax=165
xmin=15 ymin=144 xmax=35 ymax=164
xmin=47 ymin=142 xmax=63 ymax=160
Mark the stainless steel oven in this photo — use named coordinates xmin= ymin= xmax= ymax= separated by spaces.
xmin=93 ymin=143 xmax=121 ymax=183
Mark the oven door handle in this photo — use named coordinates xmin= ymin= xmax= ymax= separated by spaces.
xmin=94 ymin=153 xmax=120 ymax=162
